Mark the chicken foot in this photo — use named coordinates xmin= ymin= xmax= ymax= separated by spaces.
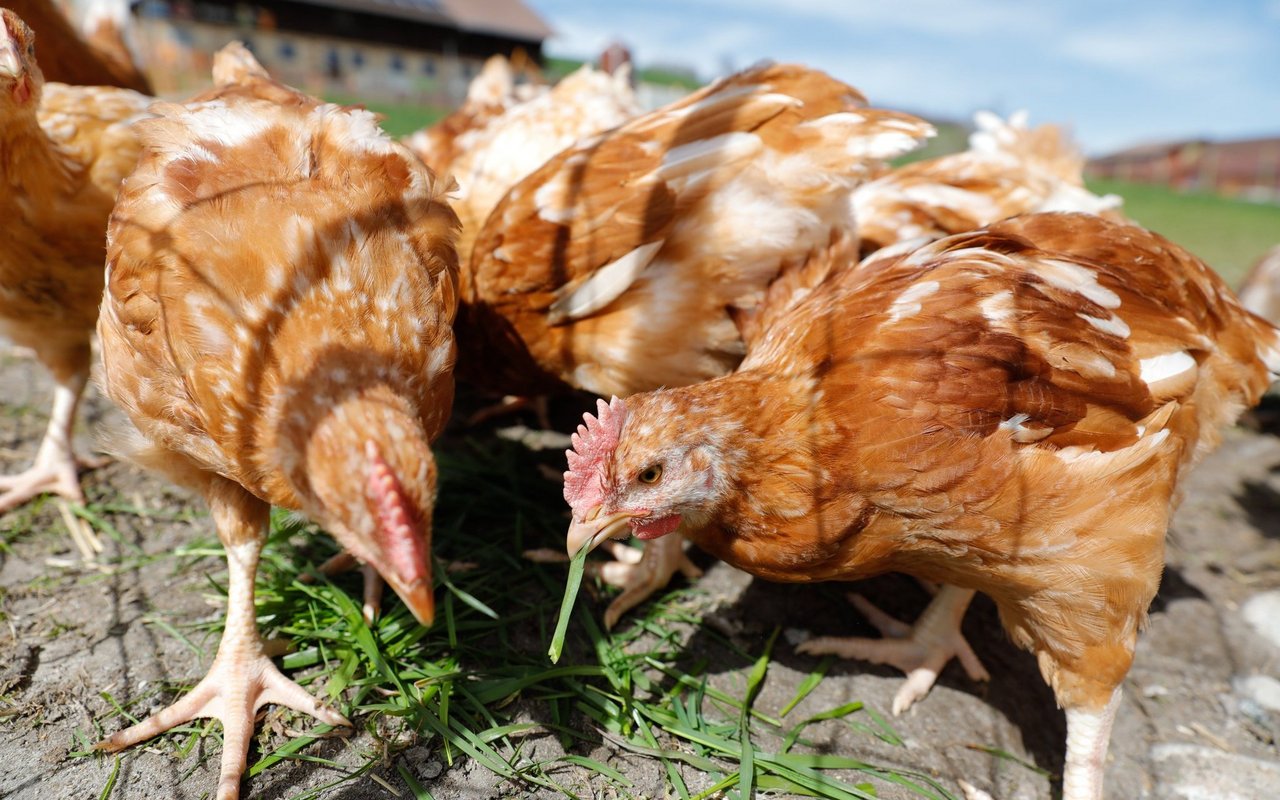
xmin=0 ymin=368 xmax=104 ymax=513
xmin=95 ymin=485 xmax=350 ymax=800
xmin=526 ymin=533 xmax=703 ymax=628
xmin=797 ymin=584 xmax=989 ymax=715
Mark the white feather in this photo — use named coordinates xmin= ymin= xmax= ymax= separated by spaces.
xmin=548 ymin=241 xmax=664 ymax=324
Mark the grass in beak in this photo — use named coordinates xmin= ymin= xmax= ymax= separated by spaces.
xmin=548 ymin=540 xmax=591 ymax=663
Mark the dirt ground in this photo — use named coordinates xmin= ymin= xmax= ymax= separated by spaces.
xmin=1 ymin=348 xmax=1279 ymax=800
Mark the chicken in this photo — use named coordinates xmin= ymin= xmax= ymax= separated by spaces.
xmin=563 ymin=212 xmax=1280 ymax=800
xmin=1237 ymin=243 xmax=1280 ymax=325
xmin=92 ymin=45 xmax=458 ymax=800
xmin=402 ymin=54 xmax=516 ymax=176
xmin=0 ymin=8 xmax=149 ymax=513
xmin=6 ymin=0 xmax=150 ymax=92
xmin=853 ymin=110 xmax=1123 ymax=255
xmin=468 ymin=63 xmax=932 ymax=626
xmin=77 ymin=0 xmax=150 ymax=93
xmin=402 ymin=52 xmax=542 ymax=179
xmin=447 ymin=63 xmax=639 ymax=265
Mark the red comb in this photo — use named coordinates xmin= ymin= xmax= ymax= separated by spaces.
xmin=564 ymin=396 xmax=627 ymax=514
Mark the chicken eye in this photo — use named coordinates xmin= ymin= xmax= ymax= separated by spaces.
xmin=638 ymin=464 xmax=663 ymax=484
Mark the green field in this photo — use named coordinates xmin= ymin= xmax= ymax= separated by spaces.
xmin=1087 ymin=179 xmax=1280 ymax=287
xmin=326 ymin=94 xmax=448 ymax=138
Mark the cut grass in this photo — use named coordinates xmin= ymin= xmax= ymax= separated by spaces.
xmin=70 ymin=431 xmax=964 ymax=799
xmin=1087 ymin=179 xmax=1280 ymax=287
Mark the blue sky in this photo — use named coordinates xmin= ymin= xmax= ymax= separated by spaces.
xmin=527 ymin=0 xmax=1280 ymax=154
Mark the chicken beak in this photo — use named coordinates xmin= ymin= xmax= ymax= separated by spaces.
xmin=566 ymin=507 xmax=636 ymax=557
xmin=0 ymin=40 xmax=21 ymax=81
xmin=386 ymin=573 xmax=434 ymax=627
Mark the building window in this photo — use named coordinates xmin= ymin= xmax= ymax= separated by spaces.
xmin=279 ymin=41 xmax=296 ymax=61
xmin=351 ymin=50 xmax=365 ymax=68
xmin=326 ymin=48 xmax=341 ymax=79
xmin=461 ymin=61 xmax=474 ymax=79
xmin=422 ymin=57 xmax=436 ymax=76
xmin=390 ymin=53 xmax=404 ymax=72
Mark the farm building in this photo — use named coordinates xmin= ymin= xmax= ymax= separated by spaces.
xmin=126 ymin=0 xmax=551 ymax=104
xmin=1088 ymin=136 xmax=1280 ymax=202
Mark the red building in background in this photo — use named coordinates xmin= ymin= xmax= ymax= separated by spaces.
xmin=1088 ymin=136 xmax=1280 ymax=202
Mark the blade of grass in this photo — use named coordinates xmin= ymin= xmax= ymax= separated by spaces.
xmin=396 ymin=763 xmax=435 ymax=800
xmin=738 ymin=627 xmax=779 ymax=798
xmin=780 ymin=655 xmax=835 ymax=717
xmin=97 ymin=755 xmax=120 ymax=800
xmin=547 ymin=543 xmax=589 ymax=663
xmin=782 ymin=701 xmax=865 ymax=752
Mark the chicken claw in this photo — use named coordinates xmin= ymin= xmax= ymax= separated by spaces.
xmin=0 ymin=378 xmax=105 ymax=514
xmin=0 ymin=453 xmax=84 ymax=511
xmin=797 ymin=584 xmax=988 ymax=715
xmin=95 ymin=649 xmax=348 ymax=799
xmin=526 ymin=534 xmax=702 ymax=628
xmin=96 ymin=535 xmax=349 ymax=800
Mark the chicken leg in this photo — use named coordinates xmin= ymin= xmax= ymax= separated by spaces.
xmin=1062 ymin=688 xmax=1122 ymax=800
xmin=95 ymin=482 xmax=350 ymax=800
xmin=797 ymin=584 xmax=989 ymax=714
xmin=0 ymin=354 xmax=102 ymax=513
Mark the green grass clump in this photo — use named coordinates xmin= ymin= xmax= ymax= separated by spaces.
xmin=1086 ymin=179 xmax=1280 ymax=286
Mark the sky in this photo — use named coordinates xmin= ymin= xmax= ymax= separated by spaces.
xmin=526 ymin=0 xmax=1280 ymax=154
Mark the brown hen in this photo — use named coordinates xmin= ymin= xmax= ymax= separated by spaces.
xmin=6 ymin=0 xmax=150 ymax=92
xmin=0 ymin=8 xmax=148 ymax=513
xmin=565 ymin=212 xmax=1280 ymax=800
xmin=402 ymin=52 xmax=544 ymax=179
xmin=93 ymin=46 xmax=458 ymax=800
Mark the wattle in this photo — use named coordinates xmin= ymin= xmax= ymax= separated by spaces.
xmin=631 ymin=513 xmax=681 ymax=540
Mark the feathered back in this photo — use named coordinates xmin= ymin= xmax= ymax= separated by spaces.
xmin=968 ymin=110 xmax=1084 ymax=185
xmin=854 ymin=111 xmax=1123 ymax=253
xmin=463 ymin=62 xmax=933 ymax=398
xmin=448 ymin=63 xmax=640 ymax=262
xmin=751 ymin=212 xmax=1280 ymax=472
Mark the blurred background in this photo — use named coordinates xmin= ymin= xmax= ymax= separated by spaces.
xmin=75 ymin=0 xmax=1280 ymax=282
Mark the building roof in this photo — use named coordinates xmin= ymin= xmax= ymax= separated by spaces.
xmin=302 ymin=0 xmax=552 ymax=42
xmin=436 ymin=0 xmax=553 ymax=41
